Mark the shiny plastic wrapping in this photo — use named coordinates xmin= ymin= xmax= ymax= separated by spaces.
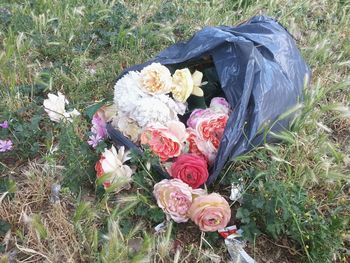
xmin=107 ymin=16 xmax=310 ymax=185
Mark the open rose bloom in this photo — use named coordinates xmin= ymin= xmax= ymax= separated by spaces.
xmin=188 ymin=193 xmax=231 ymax=232
xmin=170 ymin=154 xmax=208 ymax=188
xmin=153 ymin=179 xmax=194 ymax=223
xmin=140 ymin=120 xmax=187 ymax=161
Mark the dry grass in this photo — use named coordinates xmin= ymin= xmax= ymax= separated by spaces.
xmin=0 ymin=163 xmax=83 ymax=263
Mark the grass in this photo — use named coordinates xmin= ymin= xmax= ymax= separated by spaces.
xmin=0 ymin=0 xmax=349 ymax=262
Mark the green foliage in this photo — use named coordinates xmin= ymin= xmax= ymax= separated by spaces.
xmin=57 ymin=120 xmax=98 ymax=193
xmin=0 ymin=220 xmax=11 ymax=253
xmin=0 ymin=178 xmax=16 ymax=194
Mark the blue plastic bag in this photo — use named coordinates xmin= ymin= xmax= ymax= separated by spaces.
xmin=107 ymin=16 xmax=310 ymax=185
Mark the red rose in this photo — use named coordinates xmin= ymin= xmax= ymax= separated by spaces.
xmin=170 ymin=154 xmax=209 ymax=188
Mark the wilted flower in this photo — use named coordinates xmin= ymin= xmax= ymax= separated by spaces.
xmin=188 ymin=193 xmax=231 ymax=232
xmin=0 ymin=120 xmax=9 ymax=129
xmin=43 ymin=92 xmax=80 ymax=123
xmin=170 ymin=154 xmax=209 ymax=188
xmin=153 ymin=179 xmax=193 ymax=223
xmin=140 ymin=120 xmax=186 ymax=161
xmin=140 ymin=63 xmax=172 ymax=95
xmin=112 ymin=115 xmax=142 ymax=142
xmin=95 ymin=146 xmax=133 ymax=191
xmin=0 ymin=139 xmax=13 ymax=152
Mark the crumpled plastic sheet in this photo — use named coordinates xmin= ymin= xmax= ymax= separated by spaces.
xmin=108 ymin=15 xmax=310 ymax=184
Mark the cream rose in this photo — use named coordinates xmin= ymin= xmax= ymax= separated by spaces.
xmin=171 ymin=68 xmax=194 ymax=102
xmin=171 ymin=69 xmax=204 ymax=102
xmin=140 ymin=63 xmax=172 ymax=95
xmin=153 ymin=179 xmax=193 ymax=223
xmin=188 ymin=193 xmax=231 ymax=232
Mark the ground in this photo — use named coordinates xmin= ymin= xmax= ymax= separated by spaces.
xmin=0 ymin=0 xmax=349 ymax=262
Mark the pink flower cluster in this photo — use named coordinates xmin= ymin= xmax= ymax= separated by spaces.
xmin=153 ymin=179 xmax=231 ymax=232
xmin=139 ymin=97 xmax=232 ymax=232
xmin=140 ymin=97 xmax=230 ymax=189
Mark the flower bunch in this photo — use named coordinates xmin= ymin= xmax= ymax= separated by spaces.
xmin=153 ymin=179 xmax=231 ymax=231
xmin=113 ymin=63 xmax=203 ymax=141
xmin=92 ymin=62 xmax=233 ymax=232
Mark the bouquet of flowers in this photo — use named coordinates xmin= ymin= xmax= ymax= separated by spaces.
xmin=90 ymin=62 xmax=233 ymax=232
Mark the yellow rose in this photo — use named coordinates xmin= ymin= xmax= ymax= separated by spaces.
xmin=171 ymin=69 xmax=204 ymax=102
xmin=191 ymin=70 xmax=204 ymax=97
xmin=171 ymin=68 xmax=194 ymax=102
xmin=140 ymin=63 xmax=172 ymax=95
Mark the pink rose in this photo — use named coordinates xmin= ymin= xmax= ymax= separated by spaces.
xmin=186 ymin=109 xmax=208 ymax=128
xmin=153 ymin=179 xmax=193 ymax=223
xmin=170 ymin=154 xmax=209 ymax=188
xmin=141 ymin=121 xmax=186 ymax=161
xmin=186 ymin=129 xmax=207 ymax=159
xmin=196 ymin=113 xmax=228 ymax=149
xmin=188 ymin=193 xmax=231 ymax=232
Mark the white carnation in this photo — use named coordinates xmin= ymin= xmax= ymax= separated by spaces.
xmin=131 ymin=97 xmax=177 ymax=127
xmin=114 ymin=71 xmax=148 ymax=114
xmin=156 ymin=94 xmax=187 ymax=116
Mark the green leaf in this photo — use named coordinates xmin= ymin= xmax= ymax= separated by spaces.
xmin=0 ymin=178 xmax=16 ymax=193
xmin=85 ymin=100 xmax=108 ymax=120
xmin=0 ymin=220 xmax=11 ymax=236
xmin=148 ymin=207 xmax=165 ymax=223
xmin=236 ymin=208 xmax=251 ymax=224
xmin=252 ymin=197 xmax=265 ymax=209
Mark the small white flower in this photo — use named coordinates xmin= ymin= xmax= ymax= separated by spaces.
xmin=43 ymin=92 xmax=80 ymax=123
